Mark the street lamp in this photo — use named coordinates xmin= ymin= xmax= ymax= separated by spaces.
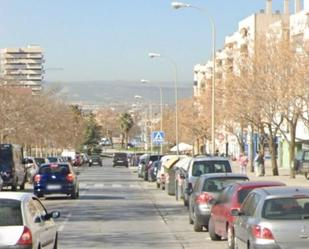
xmin=148 ymin=52 xmax=179 ymax=155
xmin=172 ymin=1 xmax=217 ymax=155
xmin=141 ymin=79 xmax=164 ymax=154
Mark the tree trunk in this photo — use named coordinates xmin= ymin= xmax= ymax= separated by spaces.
xmin=121 ymin=133 xmax=125 ymax=148
xmin=289 ymin=122 xmax=296 ymax=178
xmin=269 ymin=137 xmax=279 ymax=176
xmin=249 ymin=126 xmax=254 ymax=173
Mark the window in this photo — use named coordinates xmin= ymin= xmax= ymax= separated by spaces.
xmin=0 ymin=146 xmax=13 ymax=171
xmin=263 ymin=197 xmax=309 ymax=220
xmin=241 ymin=193 xmax=261 ymax=216
xmin=192 ymin=160 xmax=231 ymax=177
xmin=304 ymin=152 xmax=309 ymax=161
xmin=0 ymin=199 xmax=23 ymax=226
xmin=202 ymin=177 xmax=247 ymax=193
xmin=39 ymin=164 xmax=69 ymax=175
xmin=238 ymin=189 xmax=254 ymax=204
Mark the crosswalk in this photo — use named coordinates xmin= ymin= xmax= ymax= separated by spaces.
xmin=79 ymin=182 xmax=142 ymax=189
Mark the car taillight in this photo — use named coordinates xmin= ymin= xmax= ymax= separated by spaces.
xmin=196 ymin=193 xmax=213 ymax=204
xmin=66 ymin=173 xmax=74 ymax=183
xmin=34 ymin=174 xmax=41 ymax=183
xmin=16 ymin=226 xmax=32 ymax=245
xmin=251 ymin=225 xmax=274 ymax=240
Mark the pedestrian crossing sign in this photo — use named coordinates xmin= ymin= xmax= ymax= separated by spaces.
xmin=152 ymin=131 xmax=165 ymax=144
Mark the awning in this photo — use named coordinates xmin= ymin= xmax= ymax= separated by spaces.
xmin=163 ymin=156 xmax=180 ymax=170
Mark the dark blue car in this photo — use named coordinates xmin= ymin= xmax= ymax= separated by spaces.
xmin=33 ymin=163 xmax=79 ymax=199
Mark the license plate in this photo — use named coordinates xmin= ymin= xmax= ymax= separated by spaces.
xmin=47 ymin=184 xmax=61 ymax=190
xmin=118 ymin=160 xmax=123 ymax=163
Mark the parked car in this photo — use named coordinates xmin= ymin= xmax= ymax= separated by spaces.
xmin=88 ymin=155 xmax=103 ymax=167
xmin=137 ymin=154 xmax=148 ymax=177
xmin=0 ymin=144 xmax=27 ymax=191
xmin=232 ymin=186 xmax=309 ymax=249
xmin=183 ymin=156 xmax=232 ymax=207
xmin=33 ymin=163 xmax=79 ymax=199
xmin=157 ymin=155 xmax=179 ymax=190
xmin=188 ymin=173 xmax=249 ymax=232
xmin=295 ymin=150 xmax=309 ymax=179
xmin=148 ymin=160 xmax=161 ymax=182
xmin=0 ymin=192 xmax=60 ymax=248
xmin=73 ymin=154 xmax=82 ymax=167
xmin=209 ymin=181 xmax=286 ymax=249
xmin=143 ymin=155 xmax=163 ymax=181
xmin=113 ymin=153 xmax=129 ymax=167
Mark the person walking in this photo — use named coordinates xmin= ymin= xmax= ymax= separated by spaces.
xmin=254 ymin=151 xmax=264 ymax=177
xmin=239 ymin=153 xmax=248 ymax=174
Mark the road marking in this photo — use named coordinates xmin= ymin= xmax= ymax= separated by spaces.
xmin=112 ymin=184 xmax=122 ymax=188
xmin=129 ymin=184 xmax=139 ymax=188
xmin=58 ymin=213 xmax=72 ymax=232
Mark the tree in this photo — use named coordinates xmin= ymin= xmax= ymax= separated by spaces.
xmin=119 ymin=113 xmax=134 ymax=148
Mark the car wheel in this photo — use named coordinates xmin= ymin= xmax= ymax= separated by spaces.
xmin=183 ymin=198 xmax=188 ymax=207
xmin=227 ymin=225 xmax=235 ymax=249
xmin=156 ymin=182 xmax=160 ymax=189
xmin=305 ymin=173 xmax=309 ymax=180
xmin=71 ymin=189 xmax=78 ymax=199
xmin=11 ymin=178 xmax=17 ymax=191
xmin=208 ymin=216 xmax=221 ymax=240
xmin=192 ymin=209 xmax=203 ymax=232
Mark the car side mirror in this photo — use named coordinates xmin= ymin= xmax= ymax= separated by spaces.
xmin=34 ymin=216 xmax=41 ymax=223
xmin=48 ymin=211 xmax=60 ymax=219
xmin=208 ymin=198 xmax=218 ymax=205
xmin=231 ymin=208 xmax=242 ymax=216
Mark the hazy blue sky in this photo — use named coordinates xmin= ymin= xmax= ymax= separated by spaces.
xmin=0 ymin=0 xmax=290 ymax=84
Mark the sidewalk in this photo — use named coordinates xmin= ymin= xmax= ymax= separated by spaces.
xmin=232 ymin=160 xmax=309 ymax=187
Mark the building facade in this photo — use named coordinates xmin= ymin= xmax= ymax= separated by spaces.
xmin=0 ymin=45 xmax=44 ymax=94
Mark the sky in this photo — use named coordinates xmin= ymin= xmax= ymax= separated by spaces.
xmin=0 ymin=0 xmax=292 ymax=84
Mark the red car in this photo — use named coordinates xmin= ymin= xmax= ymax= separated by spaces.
xmin=208 ymin=181 xmax=285 ymax=249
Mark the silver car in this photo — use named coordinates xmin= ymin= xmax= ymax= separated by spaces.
xmin=232 ymin=187 xmax=309 ymax=249
xmin=0 ymin=192 xmax=60 ymax=249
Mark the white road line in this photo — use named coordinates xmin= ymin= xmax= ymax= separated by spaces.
xmin=129 ymin=184 xmax=139 ymax=188
xmin=58 ymin=213 xmax=72 ymax=232
xmin=112 ymin=184 xmax=122 ymax=188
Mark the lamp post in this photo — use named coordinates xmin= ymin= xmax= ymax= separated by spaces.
xmin=141 ymin=79 xmax=164 ymax=154
xmin=148 ymin=52 xmax=179 ymax=155
xmin=172 ymin=1 xmax=217 ymax=155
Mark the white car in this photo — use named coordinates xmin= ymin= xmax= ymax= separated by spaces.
xmin=0 ymin=192 xmax=60 ymax=248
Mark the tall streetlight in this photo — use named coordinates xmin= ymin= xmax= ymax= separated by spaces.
xmin=172 ymin=1 xmax=216 ymax=155
xmin=148 ymin=53 xmax=179 ymax=155
xmin=141 ymin=79 xmax=164 ymax=154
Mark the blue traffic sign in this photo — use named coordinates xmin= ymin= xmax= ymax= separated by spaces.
xmin=151 ymin=131 xmax=165 ymax=144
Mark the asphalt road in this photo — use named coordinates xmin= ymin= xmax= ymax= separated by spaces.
xmin=41 ymin=158 xmax=226 ymax=249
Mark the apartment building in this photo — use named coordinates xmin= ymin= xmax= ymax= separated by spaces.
xmin=193 ymin=0 xmax=309 ymax=159
xmin=0 ymin=45 xmax=44 ymax=94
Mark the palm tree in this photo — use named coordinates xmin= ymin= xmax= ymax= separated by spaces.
xmin=119 ymin=113 xmax=134 ymax=148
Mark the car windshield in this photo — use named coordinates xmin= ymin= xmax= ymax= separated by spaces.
xmin=0 ymin=199 xmax=23 ymax=226
xmin=202 ymin=177 xmax=248 ymax=192
xmin=35 ymin=158 xmax=46 ymax=165
xmin=0 ymin=146 xmax=13 ymax=171
xmin=39 ymin=164 xmax=70 ymax=175
xmin=48 ymin=157 xmax=58 ymax=163
xmin=192 ymin=160 xmax=231 ymax=177
xmin=263 ymin=197 xmax=309 ymax=220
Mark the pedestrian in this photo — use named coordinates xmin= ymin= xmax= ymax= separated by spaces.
xmin=254 ymin=151 xmax=264 ymax=177
xmin=238 ymin=153 xmax=248 ymax=174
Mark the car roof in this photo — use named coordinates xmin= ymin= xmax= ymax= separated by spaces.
xmin=0 ymin=192 xmax=32 ymax=201
xmin=254 ymin=186 xmax=309 ymax=197
xmin=234 ymin=181 xmax=285 ymax=189
xmin=192 ymin=156 xmax=230 ymax=162
xmin=199 ymin=173 xmax=248 ymax=179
